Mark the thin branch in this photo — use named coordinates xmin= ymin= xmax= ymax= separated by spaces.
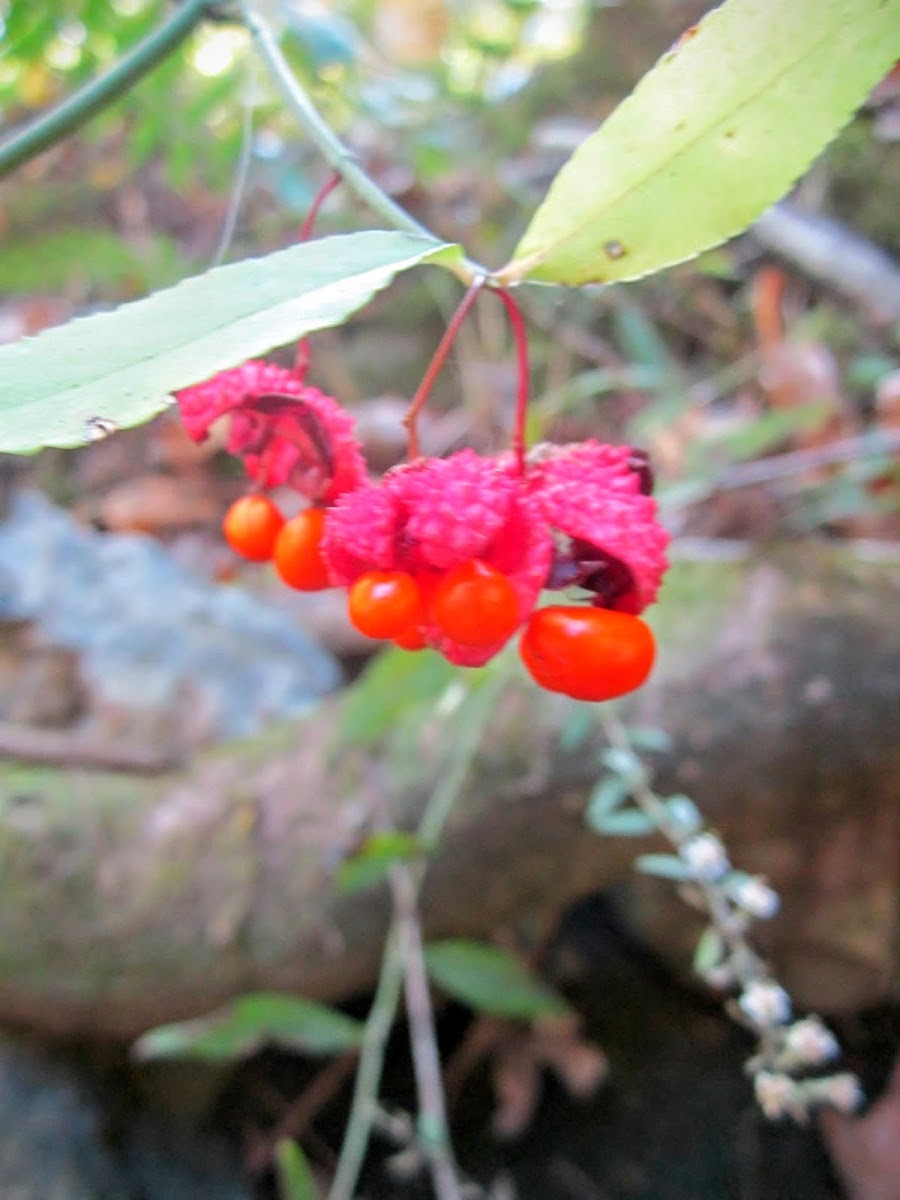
xmin=210 ymin=72 xmax=255 ymax=267
xmin=711 ymin=428 xmax=900 ymax=490
xmin=391 ymin=866 xmax=462 ymax=1200
xmin=241 ymin=2 xmax=481 ymax=286
xmin=599 ymin=712 xmax=766 ymax=987
xmin=245 ymin=1051 xmax=359 ymax=1174
xmin=326 ymin=925 xmax=406 ymax=1200
xmin=661 ymin=428 xmax=900 ymax=512
xmin=0 ymin=0 xmax=212 ymax=178
xmin=326 ymin=674 xmax=504 ymax=1200
xmin=753 ymin=202 xmax=900 ymax=325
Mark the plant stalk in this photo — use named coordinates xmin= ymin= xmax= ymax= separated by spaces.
xmin=326 ymin=673 xmax=505 ymax=1200
xmin=241 ymin=1 xmax=482 ymax=285
xmin=391 ymin=865 xmax=462 ymax=1200
xmin=494 ymin=288 xmax=530 ymax=474
xmin=403 ymin=277 xmax=487 ymax=459
xmin=0 ymin=0 xmax=212 ymax=178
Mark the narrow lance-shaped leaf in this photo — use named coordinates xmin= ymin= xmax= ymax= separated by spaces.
xmin=0 ymin=231 xmax=461 ymax=454
xmin=337 ymin=830 xmax=425 ymax=894
xmin=502 ymin=0 xmax=900 ymax=286
xmin=276 ymin=1140 xmax=321 ymax=1200
xmin=424 ymin=939 xmax=572 ymax=1020
xmin=132 ymin=992 xmax=364 ymax=1062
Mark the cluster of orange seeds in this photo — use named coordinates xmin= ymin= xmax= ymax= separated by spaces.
xmin=222 ymin=493 xmax=655 ymax=702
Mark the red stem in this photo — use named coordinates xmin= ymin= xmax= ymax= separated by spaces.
xmin=403 ymin=276 xmax=487 ymax=460
xmin=294 ymin=172 xmax=342 ymax=377
xmin=494 ymin=287 xmax=529 ymax=475
xmin=299 ymin=170 xmax=342 ymax=242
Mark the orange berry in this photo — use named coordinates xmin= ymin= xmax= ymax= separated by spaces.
xmin=223 ymin=494 xmax=284 ymax=562
xmin=348 ymin=571 xmax=423 ymax=639
xmin=431 ymin=559 xmax=520 ymax=647
xmin=274 ymin=508 xmax=331 ymax=591
xmin=520 ymin=606 xmax=655 ymax=702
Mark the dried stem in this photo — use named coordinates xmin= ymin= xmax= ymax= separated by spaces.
xmin=391 ymin=866 xmax=462 ymax=1200
xmin=326 ymin=674 xmax=504 ymax=1200
xmin=326 ymin=927 xmax=406 ymax=1200
xmin=707 ymin=428 xmax=900 ymax=491
xmin=246 ymin=1051 xmax=359 ymax=1174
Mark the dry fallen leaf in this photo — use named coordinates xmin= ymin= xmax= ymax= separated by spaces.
xmin=99 ymin=473 xmax=219 ymax=535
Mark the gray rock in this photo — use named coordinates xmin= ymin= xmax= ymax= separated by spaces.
xmin=0 ymin=491 xmax=341 ymax=741
xmin=0 ymin=1039 xmax=118 ymax=1200
xmin=122 ymin=1117 xmax=251 ymax=1200
xmin=0 ymin=1039 xmax=252 ymax=1200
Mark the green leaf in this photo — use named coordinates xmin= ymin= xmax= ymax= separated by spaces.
xmin=693 ymin=926 xmax=725 ymax=974
xmin=591 ymin=808 xmax=655 ymax=837
xmin=276 ymin=1140 xmax=320 ymax=1200
xmin=586 ymin=775 xmax=632 ymax=826
xmin=664 ymin=795 xmax=703 ymax=834
xmin=0 ymin=231 xmax=461 ymax=454
xmin=599 ymin=747 xmax=641 ymax=778
xmin=504 ymin=0 xmax=900 ymax=285
xmin=133 ymin=993 xmax=364 ymax=1062
xmin=634 ymin=853 xmax=692 ymax=882
xmin=612 ymin=305 xmax=673 ymax=370
xmin=424 ymin=940 xmax=571 ymax=1020
xmin=626 ymin=725 xmax=673 ymax=754
xmin=340 ymin=646 xmax=460 ymax=745
xmin=336 ymin=831 xmax=425 ymax=894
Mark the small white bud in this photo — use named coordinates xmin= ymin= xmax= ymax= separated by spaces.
xmin=784 ymin=1017 xmax=839 ymax=1065
xmin=681 ymin=832 xmax=729 ymax=881
xmin=754 ymin=1071 xmax=798 ymax=1120
xmin=739 ymin=980 xmax=792 ymax=1027
xmin=666 ymin=795 xmax=702 ymax=833
xmin=821 ymin=1072 xmax=864 ymax=1115
xmin=703 ymin=963 xmax=736 ymax=991
xmin=733 ymin=876 xmax=780 ymax=919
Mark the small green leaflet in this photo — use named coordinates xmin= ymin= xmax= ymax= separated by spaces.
xmin=340 ymin=645 xmax=461 ymax=745
xmin=424 ymin=939 xmax=571 ymax=1020
xmin=336 ymin=830 xmax=425 ymax=894
xmin=591 ymin=808 xmax=655 ymax=837
xmin=132 ymin=993 xmax=364 ymax=1062
xmin=586 ymin=775 xmax=631 ymax=825
xmin=503 ymin=0 xmax=900 ymax=285
xmin=0 ymin=231 xmax=461 ymax=454
xmin=634 ymin=853 xmax=692 ymax=882
xmin=276 ymin=1140 xmax=321 ymax=1200
xmin=693 ymin=927 xmax=726 ymax=974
